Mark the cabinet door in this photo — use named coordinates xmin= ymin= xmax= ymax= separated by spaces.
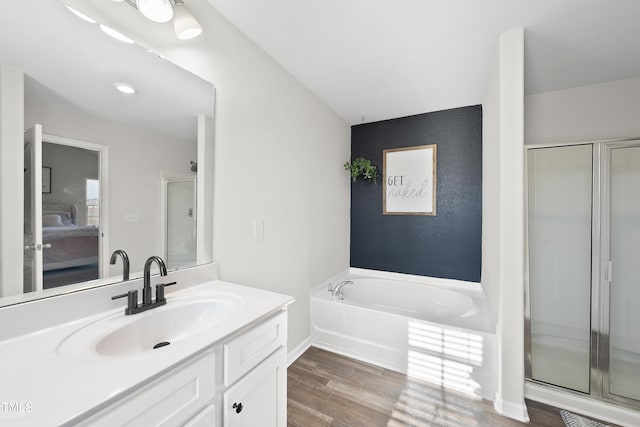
xmin=223 ymin=347 xmax=286 ymax=427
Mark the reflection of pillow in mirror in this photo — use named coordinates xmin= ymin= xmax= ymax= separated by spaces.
xmin=44 ymin=211 xmax=73 ymax=225
xmin=59 ymin=212 xmax=72 ymax=225
xmin=42 ymin=214 xmax=63 ymax=227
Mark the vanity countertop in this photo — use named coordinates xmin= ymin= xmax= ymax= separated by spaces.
xmin=0 ymin=280 xmax=294 ymax=427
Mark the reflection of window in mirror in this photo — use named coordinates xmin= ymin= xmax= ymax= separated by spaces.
xmin=86 ymin=179 xmax=100 ymax=227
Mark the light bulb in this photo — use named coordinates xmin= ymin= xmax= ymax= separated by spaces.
xmin=136 ymin=0 xmax=174 ymax=24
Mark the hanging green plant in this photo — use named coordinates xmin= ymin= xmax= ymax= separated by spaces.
xmin=344 ymin=157 xmax=378 ymax=184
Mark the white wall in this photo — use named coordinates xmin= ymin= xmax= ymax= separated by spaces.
xmin=526 ymin=76 xmax=640 ymax=145
xmin=483 ymin=28 xmax=528 ymax=421
xmin=0 ymin=66 xmax=24 ymax=297
xmin=145 ymin=1 xmax=351 ymax=351
xmin=25 ymin=82 xmax=196 ymax=277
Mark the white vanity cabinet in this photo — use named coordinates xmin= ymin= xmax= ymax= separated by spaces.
xmin=78 ymin=310 xmax=288 ymax=427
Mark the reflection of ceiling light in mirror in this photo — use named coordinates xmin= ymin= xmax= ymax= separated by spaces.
xmin=65 ymin=6 xmax=97 ymax=24
xmin=173 ymin=2 xmax=202 ymax=40
xmin=114 ymin=83 xmax=136 ymax=95
xmin=137 ymin=0 xmax=174 ymax=23
xmin=99 ymin=24 xmax=135 ymax=44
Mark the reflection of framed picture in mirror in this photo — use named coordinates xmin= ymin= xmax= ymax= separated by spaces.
xmin=42 ymin=167 xmax=51 ymax=194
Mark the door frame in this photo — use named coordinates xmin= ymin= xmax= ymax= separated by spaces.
xmin=599 ymin=139 xmax=640 ymax=407
xmin=43 ymin=134 xmax=110 ymax=279
xmin=160 ymin=173 xmax=197 ymax=270
xmin=24 ymin=125 xmax=43 ymax=293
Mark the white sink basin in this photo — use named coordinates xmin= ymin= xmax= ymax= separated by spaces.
xmin=57 ymin=293 xmax=242 ymax=360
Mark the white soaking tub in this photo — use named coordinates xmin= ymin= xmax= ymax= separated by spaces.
xmin=311 ymin=269 xmax=497 ymax=399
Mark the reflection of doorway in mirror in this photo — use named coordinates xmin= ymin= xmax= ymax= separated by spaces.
xmin=39 ymin=136 xmax=108 ymax=290
xmin=163 ymin=175 xmax=197 ymax=271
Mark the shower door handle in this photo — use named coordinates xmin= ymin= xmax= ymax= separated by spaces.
xmin=604 ymin=260 xmax=613 ymax=283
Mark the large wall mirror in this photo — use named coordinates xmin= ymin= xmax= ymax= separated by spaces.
xmin=0 ymin=1 xmax=215 ymax=306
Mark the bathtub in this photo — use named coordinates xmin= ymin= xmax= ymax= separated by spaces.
xmin=311 ymin=269 xmax=497 ymax=399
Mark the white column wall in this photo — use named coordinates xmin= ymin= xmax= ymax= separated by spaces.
xmin=483 ymin=28 xmax=528 ymax=421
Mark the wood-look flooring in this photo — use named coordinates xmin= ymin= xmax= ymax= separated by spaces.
xmin=287 ymin=347 xmax=611 ymax=427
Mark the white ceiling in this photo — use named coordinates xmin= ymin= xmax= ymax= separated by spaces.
xmin=0 ymin=0 xmax=213 ymax=142
xmin=206 ymin=0 xmax=640 ymax=125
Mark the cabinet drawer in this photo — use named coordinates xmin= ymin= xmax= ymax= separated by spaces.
xmin=224 ymin=311 xmax=287 ymax=386
xmin=81 ymin=351 xmax=215 ymax=427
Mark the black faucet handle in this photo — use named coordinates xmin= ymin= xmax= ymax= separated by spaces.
xmin=112 ymin=289 xmax=136 ymax=300
xmin=112 ymin=290 xmax=139 ymax=315
xmin=155 ymin=281 xmax=177 ymax=304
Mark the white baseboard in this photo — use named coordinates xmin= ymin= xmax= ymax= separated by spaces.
xmin=525 ymin=382 xmax=640 ymax=427
xmin=493 ymin=392 xmax=530 ymax=422
xmin=288 ymin=337 xmax=311 ymax=366
xmin=311 ymin=340 xmax=406 ymax=374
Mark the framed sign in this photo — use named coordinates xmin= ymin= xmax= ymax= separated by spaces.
xmin=383 ymin=144 xmax=437 ymax=215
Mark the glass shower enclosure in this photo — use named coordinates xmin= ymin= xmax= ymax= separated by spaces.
xmin=526 ymin=140 xmax=640 ymax=408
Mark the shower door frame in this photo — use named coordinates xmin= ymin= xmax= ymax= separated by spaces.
xmin=524 ymin=137 xmax=640 ymax=411
xmin=599 ymin=139 xmax=640 ymax=408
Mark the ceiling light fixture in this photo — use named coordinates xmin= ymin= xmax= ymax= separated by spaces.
xmin=121 ymin=0 xmax=202 ymax=40
xmin=100 ymin=24 xmax=135 ymax=44
xmin=114 ymin=82 xmax=137 ymax=94
xmin=172 ymin=1 xmax=202 ymax=40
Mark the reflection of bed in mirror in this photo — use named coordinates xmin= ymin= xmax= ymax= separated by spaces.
xmin=42 ymin=203 xmax=99 ymax=289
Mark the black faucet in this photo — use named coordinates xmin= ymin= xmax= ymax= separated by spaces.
xmin=111 ymin=255 xmax=176 ymax=315
xmin=109 ymin=249 xmax=130 ymax=281
xmin=143 ymin=255 xmax=167 ymax=305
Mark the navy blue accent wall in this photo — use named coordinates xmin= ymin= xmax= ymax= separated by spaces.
xmin=350 ymin=105 xmax=482 ymax=282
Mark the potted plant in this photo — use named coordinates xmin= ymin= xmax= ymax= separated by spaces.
xmin=344 ymin=157 xmax=378 ymax=184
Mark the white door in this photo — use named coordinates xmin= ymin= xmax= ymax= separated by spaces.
xmin=23 ymin=125 xmax=44 ymax=293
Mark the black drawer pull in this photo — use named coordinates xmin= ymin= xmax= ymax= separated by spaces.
xmin=232 ymin=402 xmax=243 ymax=413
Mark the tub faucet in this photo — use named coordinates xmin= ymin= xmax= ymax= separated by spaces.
xmin=109 ymin=249 xmax=130 ymax=281
xmin=332 ymin=280 xmax=353 ymax=300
